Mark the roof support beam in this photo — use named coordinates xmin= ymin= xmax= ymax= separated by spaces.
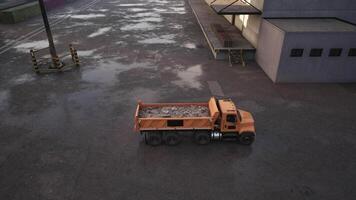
xmin=210 ymin=0 xmax=261 ymax=15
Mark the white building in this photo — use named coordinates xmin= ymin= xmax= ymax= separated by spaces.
xmin=206 ymin=0 xmax=356 ymax=82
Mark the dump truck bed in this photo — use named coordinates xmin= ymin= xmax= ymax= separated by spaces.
xmin=139 ymin=105 xmax=210 ymax=118
xmin=134 ymin=98 xmax=220 ymax=131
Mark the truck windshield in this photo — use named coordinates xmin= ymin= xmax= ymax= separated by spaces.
xmin=226 ymin=115 xmax=237 ymax=123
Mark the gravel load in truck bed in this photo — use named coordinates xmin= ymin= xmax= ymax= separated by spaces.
xmin=139 ymin=105 xmax=210 ymax=118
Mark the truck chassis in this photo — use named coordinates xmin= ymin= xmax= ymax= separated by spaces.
xmin=141 ymin=130 xmax=255 ymax=146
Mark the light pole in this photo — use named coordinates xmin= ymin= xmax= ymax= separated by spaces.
xmin=38 ymin=0 xmax=61 ymax=68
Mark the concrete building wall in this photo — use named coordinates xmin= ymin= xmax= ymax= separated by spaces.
xmin=256 ymin=19 xmax=285 ymax=82
xmin=204 ymin=0 xmax=356 ymax=83
xmin=211 ymin=0 xmax=356 ymax=49
xmin=235 ymin=15 xmax=261 ymax=48
xmin=262 ymin=0 xmax=356 ymax=24
xmin=230 ymin=0 xmax=264 ymax=48
xmin=277 ymin=32 xmax=356 ymax=82
xmin=223 ymin=14 xmax=262 ymax=48
xmin=244 ymin=0 xmax=356 ymax=24
xmin=221 ymin=0 xmax=356 ymax=49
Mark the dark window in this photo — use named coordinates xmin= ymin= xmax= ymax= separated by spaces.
xmin=167 ymin=120 xmax=183 ymax=127
xmin=329 ymin=48 xmax=342 ymax=57
xmin=348 ymin=48 xmax=356 ymax=56
xmin=310 ymin=48 xmax=323 ymax=57
xmin=290 ymin=49 xmax=304 ymax=57
xmin=226 ymin=115 xmax=237 ymax=123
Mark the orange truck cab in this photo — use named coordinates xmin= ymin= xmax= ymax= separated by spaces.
xmin=213 ymin=99 xmax=255 ymax=144
xmin=134 ymin=97 xmax=256 ymax=146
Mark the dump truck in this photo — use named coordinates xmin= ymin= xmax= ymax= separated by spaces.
xmin=134 ymin=97 xmax=256 ymax=146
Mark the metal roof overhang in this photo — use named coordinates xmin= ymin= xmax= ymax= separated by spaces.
xmin=210 ymin=0 xmax=261 ymax=15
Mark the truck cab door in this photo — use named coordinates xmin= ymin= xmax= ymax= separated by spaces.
xmin=221 ymin=114 xmax=238 ymax=132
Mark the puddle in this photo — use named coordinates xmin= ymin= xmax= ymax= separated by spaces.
xmin=77 ymin=49 xmax=97 ymax=57
xmin=116 ymin=3 xmax=147 ymax=7
xmin=182 ymin=43 xmax=197 ymax=49
xmin=139 ymin=34 xmax=176 ymax=44
xmin=0 ymin=90 xmax=9 ymax=110
xmin=10 ymin=74 xmax=36 ymax=85
xmin=14 ymin=39 xmax=54 ymax=53
xmin=172 ymin=65 xmax=203 ymax=90
xmin=153 ymin=7 xmax=186 ymax=14
xmin=132 ymin=17 xmax=163 ymax=22
xmin=127 ymin=87 xmax=160 ymax=102
xmin=288 ymin=101 xmax=303 ymax=109
xmin=121 ymin=34 xmax=131 ymax=38
xmin=88 ymin=27 xmax=112 ymax=38
xmin=120 ymin=22 xmax=161 ymax=31
xmin=171 ymin=3 xmax=185 ymax=6
xmin=171 ymin=24 xmax=183 ymax=29
xmin=4 ymin=39 xmax=13 ymax=43
xmin=111 ymin=10 xmax=126 ymax=15
xmin=169 ymin=7 xmax=186 ymax=12
xmin=40 ymin=54 xmax=51 ymax=59
xmin=153 ymin=8 xmax=168 ymax=12
xmin=128 ymin=8 xmax=149 ymax=12
xmin=164 ymin=11 xmax=186 ymax=14
xmin=97 ymin=9 xmax=109 ymax=12
xmin=69 ymin=14 xmax=105 ymax=19
xmin=82 ymin=65 xmax=117 ymax=84
xmin=83 ymin=9 xmax=108 ymax=13
xmin=92 ymin=55 xmax=103 ymax=60
xmin=127 ymin=12 xmax=161 ymax=18
xmin=147 ymin=0 xmax=169 ymax=4
xmin=115 ymin=41 xmax=126 ymax=45
xmin=82 ymin=60 xmax=153 ymax=84
xmin=27 ymin=22 xmax=41 ymax=27
xmin=64 ymin=21 xmax=94 ymax=29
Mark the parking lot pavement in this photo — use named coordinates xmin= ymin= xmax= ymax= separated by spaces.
xmin=0 ymin=0 xmax=356 ymax=199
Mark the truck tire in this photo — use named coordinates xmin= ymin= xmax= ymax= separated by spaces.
xmin=194 ymin=132 xmax=210 ymax=145
xmin=239 ymin=132 xmax=255 ymax=145
xmin=147 ymin=132 xmax=162 ymax=146
xmin=163 ymin=132 xmax=181 ymax=146
xmin=143 ymin=132 xmax=148 ymax=144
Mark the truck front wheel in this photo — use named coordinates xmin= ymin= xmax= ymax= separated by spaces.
xmin=146 ymin=132 xmax=162 ymax=146
xmin=239 ymin=132 xmax=255 ymax=145
xmin=194 ymin=132 xmax=210 ymax=145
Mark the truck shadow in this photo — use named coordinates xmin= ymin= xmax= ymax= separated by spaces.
xmin=136 ymin=137 xmax=253 ymax=164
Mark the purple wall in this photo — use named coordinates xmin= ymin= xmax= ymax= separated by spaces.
xmin=44 ymin=0 xmax=65 ymax=10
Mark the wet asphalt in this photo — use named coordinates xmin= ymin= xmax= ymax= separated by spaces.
xmin=0 ymin=0 xmax=356 ymax=199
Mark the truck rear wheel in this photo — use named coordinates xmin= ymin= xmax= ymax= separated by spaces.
xmin=146 ymin=132 xmax=162 ymax=146
xmin=194 ymin=132 xmax=210 ymax=145
xmin=163 ymin=132 xmax=181 ymax=146
xmin=239 ymin=132 xmax=255 ymax=145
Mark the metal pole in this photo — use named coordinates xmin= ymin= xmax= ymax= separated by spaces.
xmin=38 ymin=0 xmax=60 ymax=68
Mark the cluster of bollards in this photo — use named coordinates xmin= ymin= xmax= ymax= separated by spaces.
xmin=30 ymin=44 xmax=80 ymax=74
xmin=29 ymin=0 xmax=81 ymax=74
